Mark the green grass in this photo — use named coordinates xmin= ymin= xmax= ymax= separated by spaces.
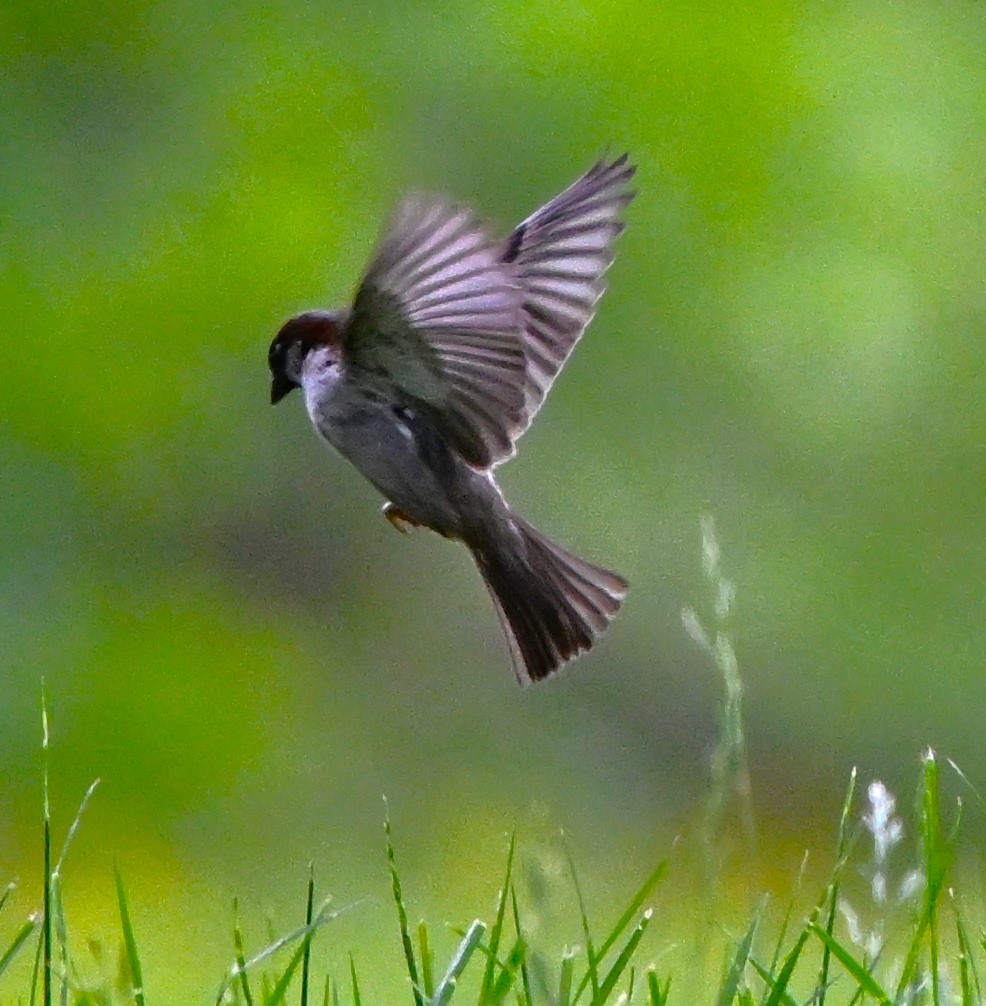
xmin=3 ymin=528 xmax=979 ymax=1004
xmin=0 ymin=745 xmax=979 ymax=1005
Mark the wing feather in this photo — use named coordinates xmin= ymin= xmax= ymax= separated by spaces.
xmin=339 ymin=156 xmax=635 ymax=468
xmin=342 ymin=197 xmax=526 ymax=467
xmin=504 ymin=155 xmax=636 ymax=435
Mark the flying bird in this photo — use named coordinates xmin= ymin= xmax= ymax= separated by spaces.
xmin=269 ymin=155 xmax=635 ymax=684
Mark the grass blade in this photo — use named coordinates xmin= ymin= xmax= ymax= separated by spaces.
xmin=895 ymin=750 xmax=954 ymax=1003
xmin=301 ymin=865 xmax=315 ymax=1006
xmin=50 ymin=878 xmax=69 ymax=1006
xmin=323 ymin=974 xmax=342 ymax=1006
xmin=510 ymin=888 xmax=532 ymax=1006
xmin=590 ymin=910 xmax=651 ymax=1006
xmin=252 ymin=898 xmax=345 ymax=1006
xmin=747 ymin=958 xmax=800 ymax=1006
xmin=29 ymin=914 xmax=43 ymax=1006
xmin=768 ymin=852 xmax=808 ymax=977
xmin=265 ymin=924 xmax=318 ymax=1005
xmin=232 ymin=902 xmax=256 ymax=1006
xmin=417 ymin=921 xmax=434 ymax=999
xmin=755 ymin=927 xmax=810 ymax=1006
xmin=53 ymin=780 xmax=100 ymax=880
xmin=921 ymin=749 xmax=944 ymax=1006
xmin=556 ymin=948 xmax=575 ymax=1006
xmin=42 ymin=693 xmax=52 ymax=1006
xmin=216 ymin=898 xmax=341 ymax=1005
xmin=953 ymin=894 xmax=980 ymax=1006
xmin=115 ymin=867 xmax=146 ymax=1006
xmin=348 ymin=954 xmax=362 ymax=1006
xmin=809 ymin=924 xmax=891 ymax=1005
xmin=645 ymin=969 xmax=670 ymax=1006
xmin=384 ymin=805 xmax=423 ymax=1006
xmin=818 ymin=767 xmax=857 ymax=1006
xmin=485 ymin=940 xmax=524 ymax=1003
xmin=0 ymin=881 xmax=15 ymax=916
xmin=480 ymin=834 xmax=515 ymax=1004
xmin=432 ymin=918 xmax=485 ymax=1006
xmin=570 ymin=859 xmax=666 ymax=1004
xmin=564 ymin=847 xmax=598 ymax=1002
xmin=715 ymin=898 xmax=764 ymax=1006
xmin=597 ymin=860 xmax=667 ymax=965
xmin=0 ymin=916 xmax=39 ymax=978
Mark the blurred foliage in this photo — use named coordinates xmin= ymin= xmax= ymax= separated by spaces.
xmin=1 ymin=0 xmax=984 ymax=998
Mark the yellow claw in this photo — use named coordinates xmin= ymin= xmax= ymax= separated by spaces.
xmin=382 ymin=503 xmax=421 ymax=534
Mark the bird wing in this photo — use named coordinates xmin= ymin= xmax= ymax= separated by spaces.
xmin=342 ymin=196 xmax=527 ymax=468
xmin=503 ymin=155 xmax=636 ymax=436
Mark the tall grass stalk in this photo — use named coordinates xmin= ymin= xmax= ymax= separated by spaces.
xmin=682 ymin=517 xmax=756 ymax=871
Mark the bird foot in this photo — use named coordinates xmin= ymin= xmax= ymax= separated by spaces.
xmin=382 ymin=503 xmax=421 ymax=534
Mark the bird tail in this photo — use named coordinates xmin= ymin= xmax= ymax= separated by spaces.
xmin=469 ymin=516 xmax=627 ymax=685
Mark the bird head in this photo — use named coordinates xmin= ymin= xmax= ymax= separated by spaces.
xmin=268 ymin=311 xmax=344 ymax=404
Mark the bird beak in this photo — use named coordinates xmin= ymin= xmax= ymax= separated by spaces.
xmin=270 ymin=374 xmax=296 ymax=405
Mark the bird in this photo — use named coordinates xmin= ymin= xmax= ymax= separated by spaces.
xmin=268 ymin=154 xmax=635 ymax=684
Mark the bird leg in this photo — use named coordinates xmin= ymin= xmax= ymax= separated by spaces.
xmin=382 ymin=502 xmax=421 ymax=534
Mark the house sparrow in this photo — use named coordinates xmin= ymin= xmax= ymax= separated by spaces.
xmin=269 ymin=155 xmax=634 ymax=684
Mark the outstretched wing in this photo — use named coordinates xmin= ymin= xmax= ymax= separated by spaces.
xmin=503 ymin=155 xmax=636 ymax=434
xmin=342 ymin=197 xmax=527 ymax=467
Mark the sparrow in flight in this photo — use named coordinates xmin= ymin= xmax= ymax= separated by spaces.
xmin=269 ymin=155 xmax=635 ymax=684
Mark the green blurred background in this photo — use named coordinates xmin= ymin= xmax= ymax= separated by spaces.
xmin=2 ymin=0 xmax=984 ymax=997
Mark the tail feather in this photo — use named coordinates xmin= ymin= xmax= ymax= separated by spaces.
xmin=471 ymin=517 xmax=627 ymax=685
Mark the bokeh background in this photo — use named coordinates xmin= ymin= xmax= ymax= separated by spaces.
xmin=2 ymin=0 xmax=985 ymax=998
